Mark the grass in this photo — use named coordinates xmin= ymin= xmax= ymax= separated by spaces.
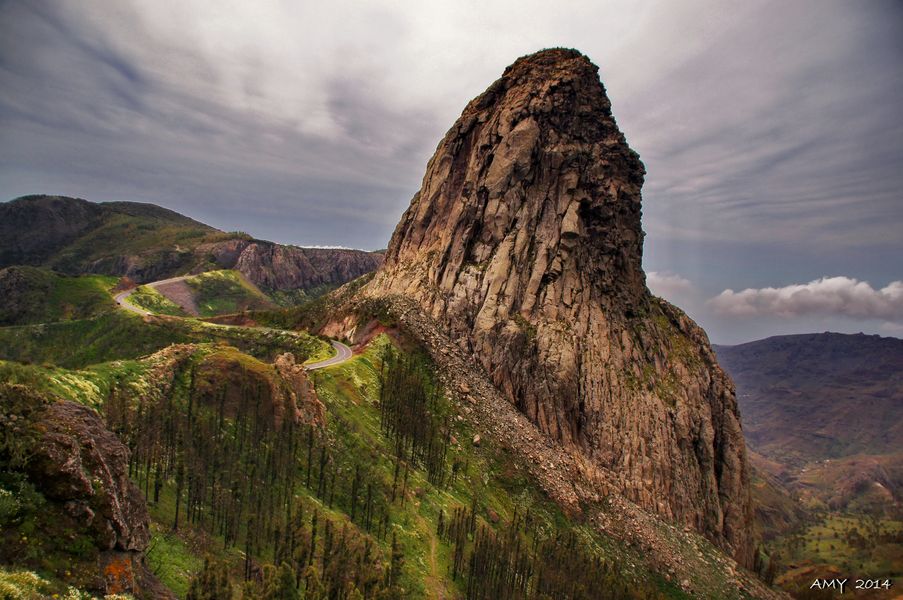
xmin=145 ymin=523 xmax=206 ymax=599
xmin=769 ymin=512 xmax=903 ymax=594
xmin=0 ymin=266 xmax=118 ymax=326
xmin=308 ymin=335 xmax=684 ymax=599
xmin=183 ymin=270 xmax=274 ymax=316
xmin=47 ymin=210 xmax=214 ymax=275
xmin=127 ymin=285 xmax=187 ymax=316
xmin=0 ymin=312 xmax=192 ymax=368
xmin=265 ymin=283 xmax=338 ymax=308
xmin=0 ymin=311 xmax=330 ymax=369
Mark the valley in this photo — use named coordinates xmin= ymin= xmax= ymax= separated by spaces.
xmin=716 ymin=333 xmax=903 ymax=597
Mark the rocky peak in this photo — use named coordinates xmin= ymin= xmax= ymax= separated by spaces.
xmin=367 ymin=49 xmax=753 ymax=565
xmin=379 ymin=47 xmax=646 ymax=317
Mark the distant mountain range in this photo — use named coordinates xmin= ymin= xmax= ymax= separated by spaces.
xmin=0 ymin=195 xmax=383 ymax=296
xmin=715 ymin=333 xmax=902 ymax=518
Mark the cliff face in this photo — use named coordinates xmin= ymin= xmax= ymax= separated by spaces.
xmin=367 ymin=49 xmax=752 ymax=564
xmin=200 ymin=238 xmax=384 ymax=291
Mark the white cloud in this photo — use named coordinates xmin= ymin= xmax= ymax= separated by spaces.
xmin=647 ymin=271 xmax=694 ymax=300
xmin=707 ymin=276 xmax=903 ymax=321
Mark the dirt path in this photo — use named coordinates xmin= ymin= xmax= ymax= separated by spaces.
xmin=418 ymin=514 xmax=446 ymax=600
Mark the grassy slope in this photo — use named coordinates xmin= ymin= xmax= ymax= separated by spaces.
xmin=1 ymin=329 xmax=686 ymax=599
xmin=183 ymin=270 xmax=275 ymax=316
xmin=0 ymin=266 xmax=118 ymax=326
xmin=127 ymin=285 xmax=188 ymax=317
xmin=199 ymin=336 xmax=680 ymax=598
xmin=265 ymin=283 xmax=338 ymax=308
xmin=0 ymin=311 xmax=330 ymax=369
xmin=46 ymin=204 xmax=220 ymax=274
xmin=771 ymin=513 xmax=902 ymax=597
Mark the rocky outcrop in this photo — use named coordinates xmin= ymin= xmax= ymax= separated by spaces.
xmin=365 ymin=48 xmax=753 ymax=565
xmin=201 ymin=238 xmax=384 ymax=291
xmin=274 ymin=352 xmax=327 ymax=425
xmin=0 ymin=383 xmax=168 ymax=597
xmin=27 ymin=400 xmax=150 ymax=552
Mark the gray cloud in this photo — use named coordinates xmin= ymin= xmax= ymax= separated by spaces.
xmin=708 ymin=277 xmax=903 ymax=321
xmin=0 ymin=0 xmax=901 ymax=341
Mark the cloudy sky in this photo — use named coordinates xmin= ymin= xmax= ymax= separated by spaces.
xmin=1 ymin=0 xmax=901 ymax=343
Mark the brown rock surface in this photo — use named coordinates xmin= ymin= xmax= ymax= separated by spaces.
xmin=366 ymin=48 xmax=753 ymax=565
xmin=200 ymin=239 xmax=384 ymax=292
xmin=27 ymin=399 xmax=150 ymax=552
xmin=0 ymin=383 xmax=169 ymax=597
xmin=274 ymin=352 xmax=327 ymax=425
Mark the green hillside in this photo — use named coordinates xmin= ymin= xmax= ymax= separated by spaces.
xmin=0 ymin=195 xmax=234 ymax=279
xmin=127 ymin=285 xmax=189 ymax=316
xmin=0 ymin=307 xmax=691 ymax=599
xmin=0 ymin=311 xmax=330 ymax=369
xmin=186 ymin=270 xmax=275 ymax=316
xmin=0 ymin=266 xmax=118 ymax=326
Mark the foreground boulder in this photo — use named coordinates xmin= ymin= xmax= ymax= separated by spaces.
xmin=0 ymin=383 xmax=170 ymax=598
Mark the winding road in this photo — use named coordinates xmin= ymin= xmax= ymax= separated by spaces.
xmin=114 ymin=278 xmax=353 ymax=371
xmin=305 ymin=339 xmax=353 ymax=370
xmin=114 ymin=286 xmax=152 ymax=316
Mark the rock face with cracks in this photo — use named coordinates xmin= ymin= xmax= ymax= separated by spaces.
xmin=366 ymin=48 xmax=753 ymax=565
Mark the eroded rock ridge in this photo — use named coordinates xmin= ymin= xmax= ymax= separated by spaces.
xmin=367 ymin=48 xmax=753 ymax=565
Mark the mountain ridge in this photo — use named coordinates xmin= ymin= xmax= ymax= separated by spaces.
xmin=715 ymin=331 xmax=903 ymax=516
xmin=0 ymin=194 xmax=383 ymax=299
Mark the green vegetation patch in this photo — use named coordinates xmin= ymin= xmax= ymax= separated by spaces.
xmin=0 ymin=312 xmax=192 ymax=368
xmin=184 ymin=270 xmax=274 ymax=316
xmin=145 ymin=523 xmax=205 ymax=599
xmin=308 ymin=335 xmax=680 ymax=599
xmin=767 ymin=512 xmax=903 ymax=594
xmin=265 ymin=283 xmax=338 ymax=308
xmin=126 ymin=285 xmax=187 ymax=316
xmin=47 ymin=209 xmax=213 ymax=275
xmin=0 ymin=266 xmax=117 ymax=326
xmin=0 ymin=311 xmax=329 ymax=369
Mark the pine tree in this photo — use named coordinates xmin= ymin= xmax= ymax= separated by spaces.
xmin=186 ymin=557 xmax=231 ymax=600
xmin=263 ymin=563 xmax=299 ymax=600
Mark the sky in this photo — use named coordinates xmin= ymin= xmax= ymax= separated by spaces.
xmin=1 ymin=0 xmax=901 ymax=344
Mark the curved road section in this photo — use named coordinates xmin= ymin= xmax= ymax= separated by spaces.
xmin=114 ymin=287 xmax=151 ymax=316
xmin=114 ymin=276 xmax=193 ymax=316
xmin=113 ymin=279 xmax=353 ymax=370
xmin=305 ymin=340 xmax=353 ymax=370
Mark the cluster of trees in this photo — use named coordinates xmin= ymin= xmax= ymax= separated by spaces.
xmin=439 ymin=503 xmax=667 ymax=600
xmin=102 ymin=342 xmax=680 ymax=598
xmin=104 ymin=355 xmax=403 ymax=597
xmin=843 ymin=519 xmax=903 ymax=550
xmin=180 ymin=482 xmax=406 ymax=599
xmin=378 ymin=344 xmax=453 ymax=487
